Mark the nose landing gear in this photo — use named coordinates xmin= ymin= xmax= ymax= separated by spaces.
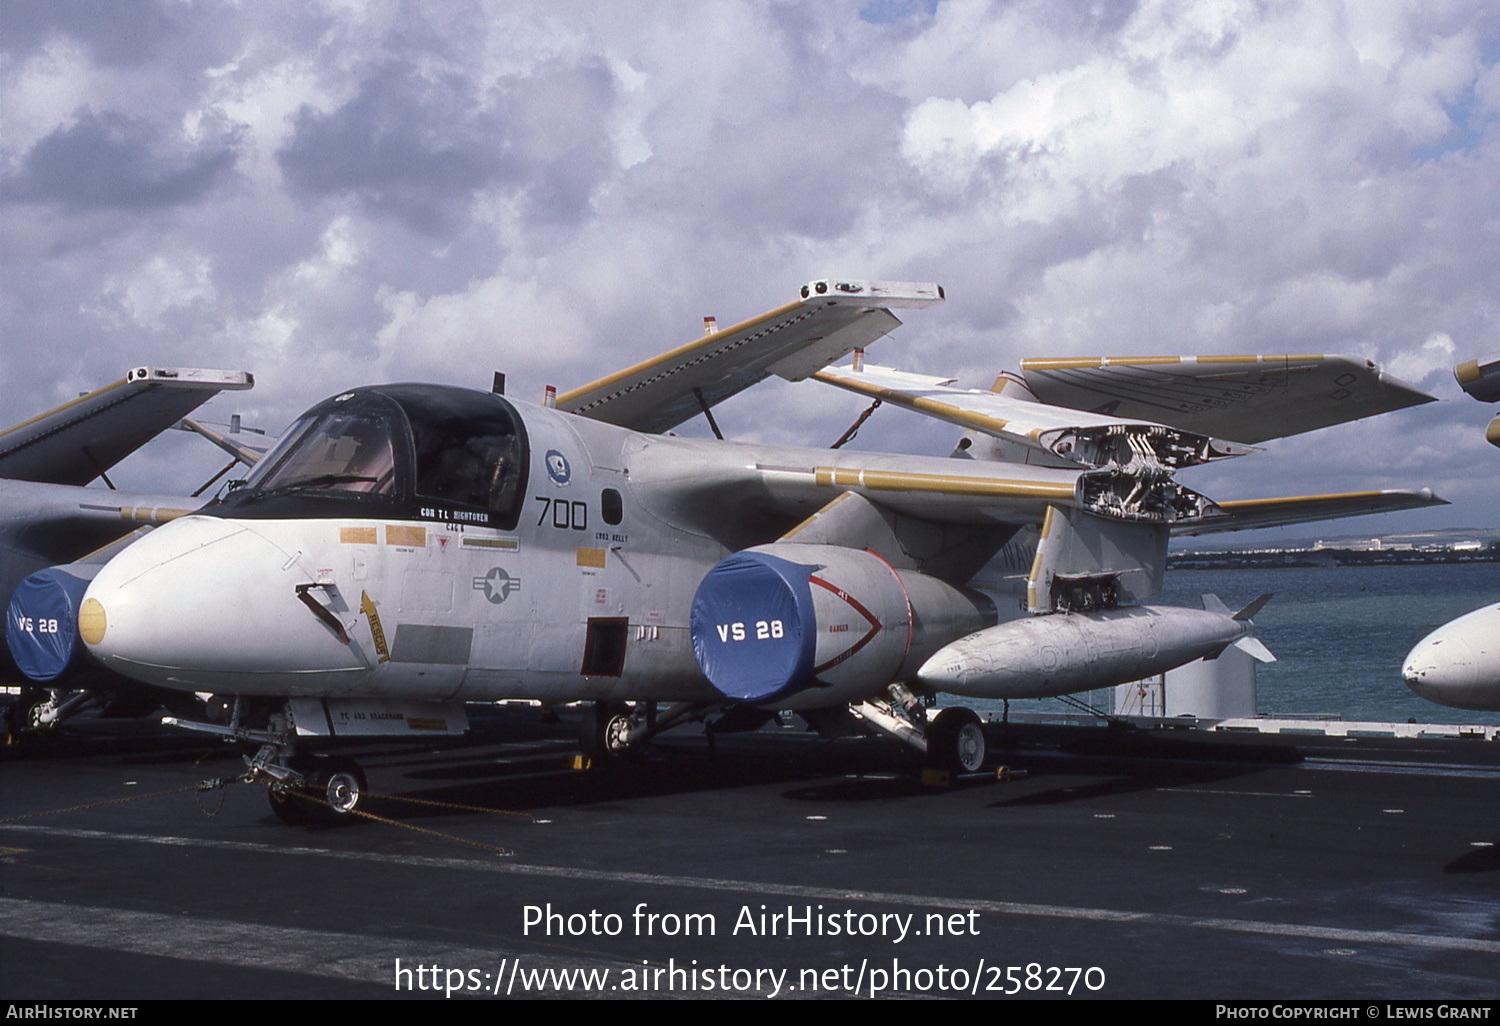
xmin=164 ymin=700 xmax=371 ymax=826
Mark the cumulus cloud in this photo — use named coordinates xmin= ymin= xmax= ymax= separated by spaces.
xmin=4 ymin=108 xmax=239 ymax=211
xmin=0 ymin=0 xmax=1496 ymax=535
xmin=276 ymin=57 xmax=618 ymax=234
xmin=0 ymin=0 xmax=183 ymax=67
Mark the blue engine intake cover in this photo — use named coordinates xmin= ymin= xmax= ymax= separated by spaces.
xmin=7 ymin=566 xmax=97 ymax=682
xmin=690 ymin=551 xmax=819 ymax=704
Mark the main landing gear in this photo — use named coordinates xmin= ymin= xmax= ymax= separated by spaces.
xmin=847 ymin=685 xmax=989 ymax=774
xmin=577 ymin=701 xmax=714 ymax=762
xmin=165 ymin=699 xmax=371 ymax=825
xmin=576 ymin=691 xmax=989 ymax=775
xmin=926 ymin=706 xmax=987 ymax=773
xmin=5 ymin=687 xmax=97 ymax=741
xmin=579 ymin=702 xmax=638 ymax=761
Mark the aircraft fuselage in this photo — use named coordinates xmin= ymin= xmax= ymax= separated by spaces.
xmin=79 ymin=384 xmax=1082 ymax=708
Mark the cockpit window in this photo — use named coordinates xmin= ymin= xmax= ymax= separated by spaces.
xmin=234 ymin=385 xmax=528 ymax=528
xmin=246 ymin=397 xmax=402 ymax=496
xmin=389 ymin=387 xmax=527 ymax=524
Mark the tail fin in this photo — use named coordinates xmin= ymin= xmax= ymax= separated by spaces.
xmin=1234 ymin=593 xmax=1273 ymax=621
xmin=1233 ymin=635 xmax=1276 ymax=663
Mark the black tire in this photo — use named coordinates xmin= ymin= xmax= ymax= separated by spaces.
xmin=580 ymin=702 xmax=636 ymax=761
xmin=266 ymin=754 xmax=317 ymax=825
xmin=268 ymin=783 xmax=314 ymax=825
xmin=7 ymin=691 xmax=57 ymax=743
xmin=927 ymin=707 xmax=987 ymax=773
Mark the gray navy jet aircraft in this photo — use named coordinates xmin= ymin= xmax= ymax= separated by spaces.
xmin=1 ymin=367 xmax=255 ymax=735
xmin=16 ymin=280 xmax=1445 ymax=822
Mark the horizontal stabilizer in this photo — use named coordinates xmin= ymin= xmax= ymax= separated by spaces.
xmin=1019 ymin=354 xmax=1435 ymax=444
xmin=560 ymin=280 xmax=942 ymax=434
xmin=0 ymin=367 xmax=254 ymax=486
xmin=1173 ymin=488 xmax=1445 ymax=536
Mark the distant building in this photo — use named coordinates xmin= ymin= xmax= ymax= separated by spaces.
xmin=1314 ymin=538 xmax=1412 ymax=552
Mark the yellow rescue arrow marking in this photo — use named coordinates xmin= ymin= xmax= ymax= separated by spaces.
xmin=360 ymin=590 xmax=389 ymax=663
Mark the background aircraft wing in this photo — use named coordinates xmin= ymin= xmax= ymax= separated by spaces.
xmin=0 ymin=479 xmax=202 ymax=563
xmin=1172 ymin=488 xmax=1446 ymax=536
xmin=558 ymin=279 xmax=942 ymax=433
xmin=813 ymin=362 xmax=1255 ymax=469
xmin=1453 ymin=356 xmax=1500 ymax=448
xmin=176 ymin=417 xmax=275 ymax=466
xmin=1454 ymin=356 xmax=1500 ymax=403
xmin=1017 ymin=355 xmax=1435 ymax=444
xmin=0 ymin=367 xmax=254 ymax=486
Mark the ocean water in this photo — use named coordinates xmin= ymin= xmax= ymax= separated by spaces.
xmin=991 ymin=563 xmax=1500 ymax=726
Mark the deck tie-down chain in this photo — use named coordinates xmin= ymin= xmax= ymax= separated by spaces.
xmin=268 ymin=783 xmax=528 ymax=856
xmin=4 ymin=771 xmax=534 ymax=858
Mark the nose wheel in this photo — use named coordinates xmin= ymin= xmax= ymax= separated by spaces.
xmin=314 ymin=757 xmax=368 ymax=815
xmin=264 ymin=754 xmax=369 ymax=825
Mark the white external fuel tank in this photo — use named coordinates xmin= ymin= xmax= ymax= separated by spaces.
xmin=918 ymin=601 xmax=1270 ymax=701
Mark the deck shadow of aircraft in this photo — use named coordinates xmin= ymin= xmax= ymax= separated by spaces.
xmin=1442 ymin=846 xmax=1500 ymax=875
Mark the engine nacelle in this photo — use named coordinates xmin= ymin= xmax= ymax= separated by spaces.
xmin=689 ymin=543 xmax=993 ymax=709
xmin=7 ymin=564 xmax=105 ymax=684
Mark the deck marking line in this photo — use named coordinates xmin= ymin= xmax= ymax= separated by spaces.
xmin=6 ymin=824 xmax=1500 ymax=955
xmin=1157 ymin=788 xmax=1314 ymax=798
xmin=0 ymin=897 xmax=649 ymax=993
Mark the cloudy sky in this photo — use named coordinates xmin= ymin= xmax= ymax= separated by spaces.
xmin=3 ymin=0 xmax=1498 ymax=537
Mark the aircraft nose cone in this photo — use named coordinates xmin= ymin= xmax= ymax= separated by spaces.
xmin=1401 ymin=636 xmax=1474 ymax=690
xmin=1401 ymin=604 xmax=1500 ymax=712
xmin=83 ymin=515 xmax=362 ymax=691
xmin=914 ymin=650 xmax=967 ymax=692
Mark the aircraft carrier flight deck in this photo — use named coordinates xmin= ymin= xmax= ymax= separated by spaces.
xmin=1 ymin=703 xmax=1497 ymax=1001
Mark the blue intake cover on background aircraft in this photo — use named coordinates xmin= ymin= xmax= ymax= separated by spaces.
xmin=7 ymin=566 xmax=98 ymax=682
xmin=689 ymin=551 xmax=819 ymax=704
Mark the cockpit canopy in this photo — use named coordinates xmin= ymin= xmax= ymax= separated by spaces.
xmin=231 ymin=385 xmax=530 ymax=527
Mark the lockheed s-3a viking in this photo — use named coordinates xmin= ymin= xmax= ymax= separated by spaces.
xmin=61 ymin=280 xmax=1442 ymax=822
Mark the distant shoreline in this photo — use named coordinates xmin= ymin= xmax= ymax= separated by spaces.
xmin=1169 ymin=550 xmax=1500 ymax=570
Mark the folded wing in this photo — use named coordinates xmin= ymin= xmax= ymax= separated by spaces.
xmin=813 ymin=362 xmax=1256 ymax=471
xmin=1172 ymin=488 xmax=1446 ymax=536
xmin=1017 ymin=354 xmax=1435 ymax=443
xmin=0 ymin=367 xmax=254 ymax=486
xmin=558 ymin=279 xmax=942 ymax=433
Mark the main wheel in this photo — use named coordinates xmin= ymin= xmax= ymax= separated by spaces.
xmin=580 ymin=702 xmax=636 ymax=761
xmin=6 ymin=690 xmax=58 ymax=743
xmin=927 ymin=707 xmax=987 ymax=773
